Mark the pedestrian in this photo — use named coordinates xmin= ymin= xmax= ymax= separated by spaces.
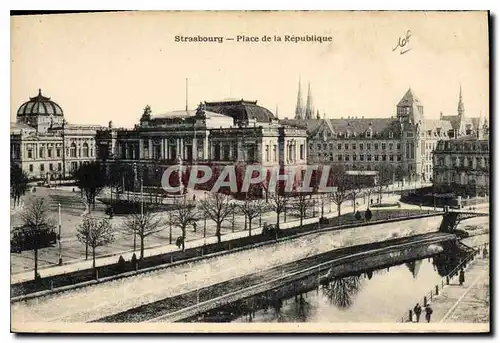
xmin=192 ymin=222 xmax=197 ymax=232
xmin=425 ymin=304 xmax=433 ymax=323
xmin=483 ymin=247 xmax=488 ymax=259
xmin=413 ymin=303 xmax=422 ymax=323
xmin=370 ymin=199 xmax=373 ymax=206
xmin=459 ymin=268 xmax=465 ymax=286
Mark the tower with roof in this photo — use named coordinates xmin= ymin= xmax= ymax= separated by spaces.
xmin=294 ymin=79 xmax=304 ymax=120
xmin=304 ymin=82 xmax=314 ymax=120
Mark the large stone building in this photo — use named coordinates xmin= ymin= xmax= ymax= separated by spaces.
xmin=283 ymin=84 xmax=484 ymax=182
xmin=96 ymin=99 xmax=308 ymax=192
xmin=10 ymin=90 xmax=103 ymax=180
xmin=432 ymin=124 xmax=490 ymax=197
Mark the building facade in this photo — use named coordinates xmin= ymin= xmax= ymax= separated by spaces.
xmin=96 ymin=99 xmax=308 ymax=192
xmin=283 ymin=86 xmax=484 ymax=182
xmin=10 ymin=90 xmax=103 ymax=180
xmin=432 ymin=127 xmax=490 ymax=197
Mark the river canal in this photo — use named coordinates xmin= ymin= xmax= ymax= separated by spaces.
xmin=183 ymin=241 xmax=471 ymax=323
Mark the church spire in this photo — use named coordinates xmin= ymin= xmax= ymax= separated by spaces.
xmin=457 ymin=84 xmax=465 ymax=117
xmin=305 ymin=82 xmax=314 ymax=120
xmin=294 ymin=78 xmax=304 ymax=120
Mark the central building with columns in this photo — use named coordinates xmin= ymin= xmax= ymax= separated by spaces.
xmin=96 ymin=99 xmax=308 ymax=192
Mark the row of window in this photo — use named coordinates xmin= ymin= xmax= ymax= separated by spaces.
xmin=28 ymin=162 xmax=62 ymax=173
xmin=313 ymin=142 xmax=402 ymax=151
xmin=28 ymin=161 xmax=90 ymax=174
xmin=26 ymin=143 xmax=94 ymax=159
xmin=316 ymin=153 xmax=403 ymax=162
xmin=436 ymin=156 xmax=489 ymax=169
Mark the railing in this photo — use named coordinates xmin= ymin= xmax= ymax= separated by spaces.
xmin=399 ymin=242 xmax=489 ymax=323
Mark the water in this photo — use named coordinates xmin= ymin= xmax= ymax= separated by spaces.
xmin=186 ymin=245 xmax=466 ymax=323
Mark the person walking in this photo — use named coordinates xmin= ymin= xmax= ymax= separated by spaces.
xmin=425 ymin=304 xmax=433 ymax=323
xmin=413 ymin=303 xmax=422 ymax=323
xmin=459 ymin=268 xmax=465 ymax=286
xmin=483 ymin=246 xmax=489 ymax=259
xmin=192 ymin=222 xmax=197 ymax=233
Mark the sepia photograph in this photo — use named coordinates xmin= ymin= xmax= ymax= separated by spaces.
xmin=9 ymin=10 xmax=490 ymax=333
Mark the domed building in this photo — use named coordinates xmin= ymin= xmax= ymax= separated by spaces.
xmin=11 ymin=89 xmax=104 ymax=180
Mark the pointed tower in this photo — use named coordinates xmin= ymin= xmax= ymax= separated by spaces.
xmin=305 ymin=82 xmax=314 ymax=120
xmin=396 ymin=87 xmax=424 ymax=123
xmin=457 ymin=85 xmax=465 ymax=117
xmin=294 ymin=79 xmax=304 ymax=120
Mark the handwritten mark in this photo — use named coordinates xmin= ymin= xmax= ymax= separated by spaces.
xmin=393 ymin=30 xmax=412 ymax=55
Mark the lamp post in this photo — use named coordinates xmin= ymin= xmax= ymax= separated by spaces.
xmin=61 ymin=119 xmax=66 ymax=179
xmin=58 ymin=202 xmax=63 ymax=265
xmin=169 ymin=211 xmax=172 ymax=244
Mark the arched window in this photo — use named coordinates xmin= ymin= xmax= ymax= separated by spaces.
xmin=70 ymin=143 xmax=77 ymax=158
xmin=82 ymin=143 xmax=89 ymax=157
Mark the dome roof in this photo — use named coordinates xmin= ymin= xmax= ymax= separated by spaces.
xmin=204 ymin=99 xmax=275 ymax=123
xmin=17 ymin=89 xmax=63 ymax=116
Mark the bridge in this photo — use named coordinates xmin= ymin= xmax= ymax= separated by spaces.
xmin=439 ymin=210 xmax=489 ymax=233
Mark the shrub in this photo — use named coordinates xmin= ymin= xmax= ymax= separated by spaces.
xmin=117 ymin=255 xmax=126 ymax=272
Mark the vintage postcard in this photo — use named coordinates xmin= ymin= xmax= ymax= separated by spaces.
xmin=10 ymin=11 xmax=490 ymax=333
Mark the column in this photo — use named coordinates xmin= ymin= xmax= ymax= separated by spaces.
xmin=192 ymin=137 xmax=198 ymax=161
xmin=204 ymin=132 xmax=209 ymax=160
xmin=148 ymin=138 xmax=153 ymax=160
xmin=161 ymin=138 xmax=165 ymax=160
xmin=167 ymin=138 xmax=170 ymax=160
xmin=139 ymin=139 xmax=144 ymax=159
xmin=178 ymin=138 xmax=182 ymax=158
xmin=179 ymin=138 xmax=184 ymax=160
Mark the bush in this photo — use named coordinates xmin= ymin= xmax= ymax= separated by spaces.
xmin=117 ymin=255 xmax=126 ymax=272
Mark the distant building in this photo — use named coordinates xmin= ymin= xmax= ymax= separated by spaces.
xmin=432 ymin=124 xmax=490 ymax=197
xmin=96 ymin=99 xmax=308 ymax=192
xmin=10 ymin=89 xmax=103 ymax=180
xmin=283 ymin=85 xmax=484 ymax=182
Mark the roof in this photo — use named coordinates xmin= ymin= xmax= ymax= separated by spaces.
xmin=10 ymin=122 xmax=35 ymax=133
xmin=441 ymin=115 xmax=461 ymax=130
xmin=17 ymin=89 xmax=63 ymax=117
xmin=205 ymin=99 xmax=275 ymax=123
xmin=152 ymin=109 xmax=228 ymax=120
xmin=397 ymin=88 xmax=422 ymax=107
xmin=421 ymin=119 xmax=453 ymax=132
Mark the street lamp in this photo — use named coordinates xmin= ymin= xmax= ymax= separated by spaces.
xmin=133 ymin=162 xmax=144 ymax=252
xmin=58 ymin=202 xmax=63 ymax=265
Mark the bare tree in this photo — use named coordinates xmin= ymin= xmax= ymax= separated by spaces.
xmin=170 ymin=198 xmax=198 ymax=251
xmin=77 ymin=215 xmax=115 ymax=276
xmin=290 ymin=193 xmax=313 ymax=227
xmin=19 ymin=198 xmax=56 ymax=281
xmin=347 ymin=175 xmax=362 ymax=213
xmin=122 ymin=206 xmax=165 ymax=260
xmin=74 ymin=162 xmax=107 ymax=213
xmin=238 ymin=197 xmax=266 ymax=236
xmin=329 ymin=165 xmax=350 ymax=226
xmin=269 ymin=191 xmax=290 ymax=228
xmin=11 ymin=163 xmax=29 ymax=208
xmin=374 ymin=164 xmax=394 ymax=203
xmin=199 ymin=192 xmax=233 ymax=243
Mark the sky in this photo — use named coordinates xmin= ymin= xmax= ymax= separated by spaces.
xmin=11 ymin=11 xmax=489 ymax=128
